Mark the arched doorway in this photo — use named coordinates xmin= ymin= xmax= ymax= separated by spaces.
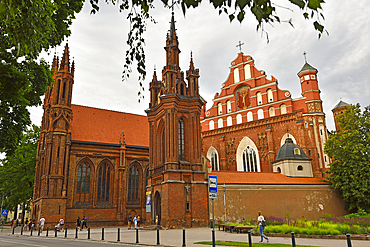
xmin=154 ymin=191 xmax=161 ymax=225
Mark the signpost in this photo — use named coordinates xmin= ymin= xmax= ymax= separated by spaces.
xmin=1 ymin=210 xmax=7 ymax=215
xmin=208 ymin=175 xmax=217 ymax=247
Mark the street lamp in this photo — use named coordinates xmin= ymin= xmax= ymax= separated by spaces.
xmin=223 ymin=184 xmax=227 ymax=224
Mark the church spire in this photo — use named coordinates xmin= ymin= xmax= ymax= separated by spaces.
xmin=59 ymin=43 xmax=70 ymax=72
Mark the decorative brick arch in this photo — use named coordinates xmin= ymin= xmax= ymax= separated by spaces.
xmin=280 ymin=133 xmax=297 ymax=146
xmin=206 ymin=146 xmax=219 ymax=171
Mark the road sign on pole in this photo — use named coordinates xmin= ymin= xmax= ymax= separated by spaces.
xmin=208 ymin=175 xmax=218 ymax=199
xmin=1 ymin=210 xmax=8 ymax=215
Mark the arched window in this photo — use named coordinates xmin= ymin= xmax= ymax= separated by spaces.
xmin=277 ymin=167 xmax=281 ymax=173
xmin=236 ymin=114 xmax=242 ymax=124
xmin=244 ymin=64 xmax=251 ymax=79
xmin=227 ymin=116 xmax=232 ymax=126
xmin=269 ymin=107 xmax=275 ymax=117
xmin=161 ymin=128 xmax=165 ymax=164
xmin=179 ymin=119 xmax=185 ymax=160
xmin=218 ymin=118 xmax=223 ymax=128
xmin=180 ymin=84 xmax=185 ymax=95
xmin=77 ymin=162 xmax=91 ymax=194
xmin=211 ymin=152 xmax=219 ymax=171
xmin=234 ymin=68 xmax=239 ymax=83
xmin=280 ymin=104 xmax=287 ymax=114
xmin=256 ymin=92 xmax=262 ymax=105
xmin=226 ymin=100 xmax=231 ymax=113
xmin=97 ymin=162 xmax=111 ymax=203
xmin=242 ymin=146 xmax=258 ymax=172
xmin=257 ymin=109 xmax=264 ymax=119
xmin=128 ymin=165 xmax=140 ymax=203
xmin=218 ymin=103 xmax=223 ymax=115
xmin=247 ymin=112 xmax=253 ymax=122
xmin=267 ymin=89 xmax=273 ymax=102
xmin=209 ymin=120 xmax=214 ymax=130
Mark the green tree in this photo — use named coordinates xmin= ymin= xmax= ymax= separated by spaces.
xmin=0 ymin=125 xmax=40 ymax=221
xmin=0 ymin=0 xmax=83 ymax=154
xmin=324 ymin=104 xmax=370 ymax=211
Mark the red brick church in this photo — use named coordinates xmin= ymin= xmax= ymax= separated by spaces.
xmin=31 ymin=13 xmax=347 ymax=228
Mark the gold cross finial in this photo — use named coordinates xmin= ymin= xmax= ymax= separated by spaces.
xmin=236 ymin=41 xmax=244 ymax=53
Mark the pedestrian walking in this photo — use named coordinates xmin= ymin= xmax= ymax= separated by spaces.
xmin=76 ymin=217 xmax=81 ymax=230
xmin=134 ymin=215 xmax=138 ymax=229
xmin=81 ymin=216 xmax=87 ymax=230
xmin=59 ymin=217 xmax=65 ymax=232
xmin=257 ymin=211 xmax=269 ymax=243
xmin=128 ymin=215 xmax=132 ymax=230
xmin=24 ymin=218 xmax=29 ymax=231
xmin=39 ymin=216 xmax=45 ymax=232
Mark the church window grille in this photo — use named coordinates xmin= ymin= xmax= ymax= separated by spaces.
xmin=267 ymin=89 xmax=273 ymax=102
xmin=268 ymin=107 xmax=275 ymax=117
xmin=97 ymin=162 xmax=110 ymax=203
xmin=77 ymin=162 xmax=91 ymax=193
xmin=128 ymin=165 xmax=139 ymax=203
xmin=218 ymin=103 xmax=222 ymax=115
xmin=236 ymin=114 xmax=242 ymax=124
xmin=242 ymin=146 xmax=258 ymax=172
xmin=178 ymin=119 xmax=185 ymax=160
xmin=247 ymin=112 xmax=253 ymax=122
xmin=297 ymin=165 xmax=303 ymax=171
xmin=218 ymin=118 xmax=223 ymax=128
xmin=227 ymin=116 xmax=232 ymax=126
xmin=211 ymin=152 xmax=218 ymax=171
xmin=256 ymin=92 xmax=262 ymax=105
xmin=227 ymin=100 xmax=231 ymax=113
xmin=280 ymin=104 xmax=287 ymax=114
xmin=257 ymin=109 xmax=264 ymax=119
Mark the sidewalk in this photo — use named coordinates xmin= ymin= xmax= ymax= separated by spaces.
xmin=1 ymin=226 xmax=369 ymax=247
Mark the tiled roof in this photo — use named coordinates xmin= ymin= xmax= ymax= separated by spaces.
xmin=71 ymin=104 xmax=149 ymax=147
xmin=297 ymin=62 xmax=318 ymax=76
xmin=332 ymin=100 xmax=350 ymax=111
xmin=209 ymin=171 xmax=327 ymax=185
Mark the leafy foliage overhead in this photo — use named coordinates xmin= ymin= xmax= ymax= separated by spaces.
xmin=324 ymin=104 xmax=370 ymax=211
xmin=0 ymin=125 xmax=40 ymax=211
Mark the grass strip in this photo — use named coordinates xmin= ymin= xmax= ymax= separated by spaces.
xmin=195 ymin=241 xmax=317 ymax=247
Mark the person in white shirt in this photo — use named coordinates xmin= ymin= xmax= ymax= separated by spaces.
xmin=59 ymin=218 xmax=65 ymax=232
xmin=39 ymin=216 xmax=45 ymax=232
xmin=257 ymin=211 xmax=269 ymax=243
xmin=134 ymin=215 xmax=138 ymax=229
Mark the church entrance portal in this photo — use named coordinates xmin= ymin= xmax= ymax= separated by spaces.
xmin=154 ymin=191 xmax=161 ymax=226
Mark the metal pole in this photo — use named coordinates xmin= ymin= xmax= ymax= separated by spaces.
xmin=182 ymin=229 xmax=186 ymax=247
xmin=117 ymin=228 xmax=120 ymax=241
xmin=38 ymin=226 xmax=40 ymax=236
xmin=65 ymin=226 xmax=67 ymax=238
xmin=248 ymin=230 xmax=252 ymax=247
xmin=21 ymin=226 xmax=23 ymax=235
xmin=0 ymin=193 xmax=4 ymax=226
xmin=212 ymin=198 xmax=215 ymax=247
xmin=30 ymin=226 xmax=33 ymax=236
xmin=136 ymin=228 xmax=139 ymax=243
xmin=46 ymin=226 xmax=49 ymax=237
xmin=12 ymin=226 xmax=14 ymax=234
xmin=156 ymin=228 xmax=160 ymax=245
xmin=87 ymin=227 xmax=90 ymax=239
xmin=102 ymin=227 xmax=104 ymax=240
xmin=55 ymin=227 xmax=57 ymax=237
xmin=291 ymin=232 xmax=296 ymax=247
xmin=223 ymin=184 xmax=227 ymax=224
xmin=76 ymin=227 xmax=78 ymax=238
xmin=346 ymin=233 xmax=352 ymax=247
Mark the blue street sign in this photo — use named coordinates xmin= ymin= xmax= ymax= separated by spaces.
xmin=1 ymin=210 xmax=8 ymax=215
xmin=208 ymin=175 xmax=218 ymax=193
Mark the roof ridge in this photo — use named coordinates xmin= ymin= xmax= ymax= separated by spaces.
xmin=71 ymin=104 xmax=147 ymax=117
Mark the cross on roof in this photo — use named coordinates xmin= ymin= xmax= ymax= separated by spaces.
xmin=303 ymin=51 xmax=307 ymax=63
xmin=236 ymin=41 xmax=244 ymax=53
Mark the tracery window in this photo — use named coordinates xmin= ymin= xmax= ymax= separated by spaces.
xmin=128 ymin=165 xmax=140 ymax=203
xmin=97 ymin=162 xmax=111 ymax=203
xmin=77 ymin=162 xmax=91 ymax=193
xmin=179 ymin=119 xmax=185 ymax=160
xmin=211 ymin=151 xmax=219 ymax=171
xmin=242 ymin=146 xmax=259 ymax=172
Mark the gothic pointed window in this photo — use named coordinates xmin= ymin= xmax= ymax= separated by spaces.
xmin=211 ymin=152 xmax=219 ymax=171
xmin=179 ymin=119 xmax=185 ymax=160
xmin=161 ymin=128 xmax=165 ymax=164
xmin=242 ymin=146 xmax=259 ymax=172
xmin=97 ymin=162 xmax=111 ymax=203
xmin=76 ymin=161 xmax=91 ymax=203
xmin=128 ymin=165 xmax=140 ymax=204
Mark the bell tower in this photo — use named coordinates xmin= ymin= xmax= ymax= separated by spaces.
xmin=32 ymin=43 xmax=74 ymax=225
xmin=146 ymin=13 xmax=208 ymax=228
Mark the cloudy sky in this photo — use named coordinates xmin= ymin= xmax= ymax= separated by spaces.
xmin=31 ymin=0 xmax=370 ymax=131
